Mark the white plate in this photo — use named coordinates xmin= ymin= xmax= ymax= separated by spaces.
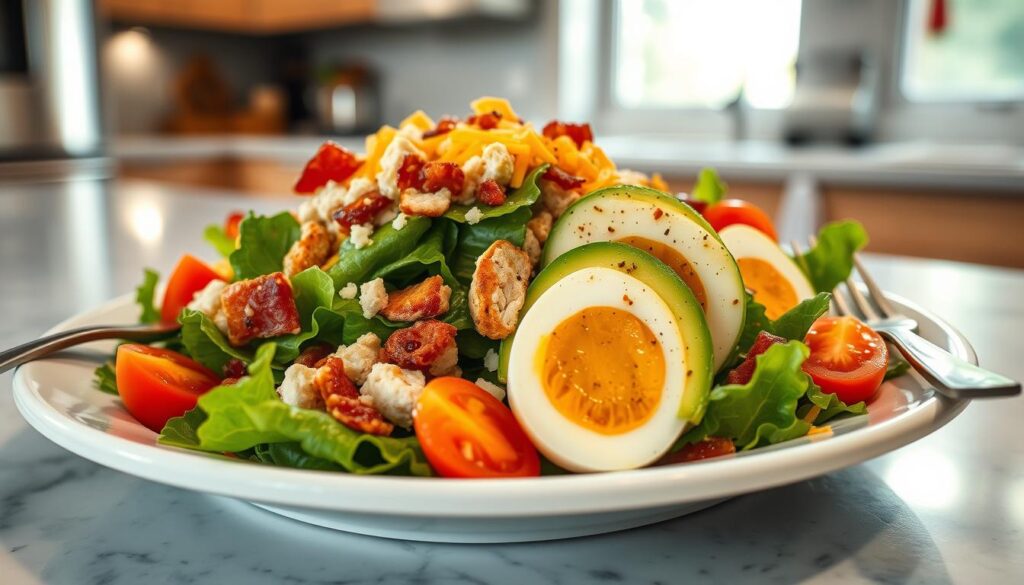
xmin=13 ymin=293 xmax=972 ymax=543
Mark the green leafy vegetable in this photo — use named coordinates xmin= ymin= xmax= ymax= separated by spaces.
xmin=799 ymin=383 xmax=867 ymax=425
xmin=135 ymin=268 xmax=161 ymax=324
xmin=252 ymin=442 xmax=343 ymax=471
xmin=230 ymin=212 xmax=301 ymax=280
xmin=691 ymin=167 xmax=727 ymax=205
xmin=793 ymin=221 xmax=869 ymax=293
xmin=680 ymin=341 xmax=812 ymax=451
xmin=166 ymin=343 xmax=430 ymax=475
xmin=158 ymin=406 xmax=207 ymax=449
xmin=885 ymin=352 xmax=910 ymax=381
xmin=450 ymin=207 xmax=531 ymax=284
xmin=444 ymin=165 xmax=547 ymax=223
xmin=371 ymin=220 xmax=459 ymax=286
xmin=93 ymin=362 xmax=119 ymax=395
xmin=271 ymin=267 xmax=338 ymax=364
xmin=327 ymin=216 xmax=432 ymax=289
xmin=178 ymin=309 xmax=252 ymax=373
xmin=203 ymin=224 xmax=236 ymax=258
xmin=735 ymin=292 xmax=832 ymax=357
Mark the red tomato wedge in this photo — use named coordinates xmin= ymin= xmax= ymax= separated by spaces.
xmin=160 ymin=254 xmax=222 ymax=325
xmin=803 ymin=316 xmax=889 ymax=404
xmin=115 ymin=344 xmax=221 ymax=432
xmin=224 ymin=211 xmax=244 ymax=239
xmin=414 ymin=377 xmax=540 ymax=478
xmin=702 ymin=199 xmax=778 ymax=241
xmin=294 ymin=142 xmax=362 ymax=194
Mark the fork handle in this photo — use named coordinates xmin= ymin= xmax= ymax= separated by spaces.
xmin=880 ymin=327 xmax=1021 ymax=399
xmin=0 ymin=325 xmax=177 ymax=375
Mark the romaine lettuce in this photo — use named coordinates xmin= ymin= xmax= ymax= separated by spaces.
xmin=691 ymin=167 xmax=727 ymax=204
xmin=230 ymin=212 xmax=301 ymax=280
xmin=203 ymin=224 xmax=236 ymax=258
xmin=327 ymin=216 xmax=431 ymax=289
xmin=443 ymin=164 xmax=547 ymax=223
xmin=793 ymin=220 xmax=869 ymax=293
xmin=735 ymin=292 xmax=831 ymax=359
xmin=135 ymin=268 xmax=160 ymax=324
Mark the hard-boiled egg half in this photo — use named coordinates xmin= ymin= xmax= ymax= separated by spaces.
xmin=503 ymin=243 xmax=713 ymax=472
xmin=718 ymin=224 xmax=815 ymax=319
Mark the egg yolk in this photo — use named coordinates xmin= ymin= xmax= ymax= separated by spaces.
xmin=736 ymin=257 xmax=798 ymax=320
xmin=617 ymin=236 xmax=708 ymax=310
xmin=537 ymin=306 xmax=665 ymax=435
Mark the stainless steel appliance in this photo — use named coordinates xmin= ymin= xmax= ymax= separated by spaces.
xmin=0 ymin=0 xmax=103 ymax=160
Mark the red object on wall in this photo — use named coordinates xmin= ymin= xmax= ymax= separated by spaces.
xmin=928 ymin=0 xmax=948 ymax=35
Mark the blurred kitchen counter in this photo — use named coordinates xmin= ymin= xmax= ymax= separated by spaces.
xmin=111 ymin=135 xmax=1024 ymax=268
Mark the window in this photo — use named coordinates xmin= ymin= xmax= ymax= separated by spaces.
xmin=613 ymin=0 xmax=802 ymax=110
xmin=901 ymin=0 xmax=1024 ymax=102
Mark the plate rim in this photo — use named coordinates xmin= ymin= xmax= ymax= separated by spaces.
xmin=12 ymin=292 xmax=972 ymax=518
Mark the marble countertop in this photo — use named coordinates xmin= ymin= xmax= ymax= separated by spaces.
xmin=1 ymin=176 xmax=1022 ymax=584
xmin=112 ymin=135 xmax=1024 ymax=191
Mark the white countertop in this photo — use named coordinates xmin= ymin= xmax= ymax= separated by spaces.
xmin=113 ymin=134 xmax=1024 ymax=191
xmin=1 ymin=177 xmax=1023 ymax=583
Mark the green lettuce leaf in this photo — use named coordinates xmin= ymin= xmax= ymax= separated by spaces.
xmin=798 ymin=383 xmax=868 ymax=425
xmin=92 ymin=362 xmax=118 ymax=395
xmin=680 ymin=341 xmax=812 ymax=451
xmin=327 ymin=216 xmax=432 ymax=289
xmin=252 ymin=442 xmax=343 ymax=471
xmin=178 ymin=309 xmax=251 ymax=373
xmin=158 ymin=406 xmax=207 ymax=449
xmin=371 ymin=220 xmax=459 ymax=286
xmin=450 ymin=207 xmax=531 ymax=285
xmin=204 ymin=224 xmax=236 ymax=258
xmin=735 ymin=292 xmax=831 ymax=357
xmin=166 ymin=343 xmax=430 ymax=475
xmin=230 ymin=212 xmax=301 ymax=280
xmin=793 ymin=221 xmax=869 ymax=293
xmin=136 ymin=268 xmax=161 ymax=324
xmin=691 ymin=167 xmax=727 ymax=205
xmin=885 ymin=351 xmax=910 ymax=380
xmin=443 ymin=165 xmax=547 ymax=223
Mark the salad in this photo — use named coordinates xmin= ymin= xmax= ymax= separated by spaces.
xmin=95 ymin=97 xmax=903 ymax=478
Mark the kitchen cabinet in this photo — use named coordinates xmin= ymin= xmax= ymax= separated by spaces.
xmin=99 ymin=0 xmax=375 ymax=34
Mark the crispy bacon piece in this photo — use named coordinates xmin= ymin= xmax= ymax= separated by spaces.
xmin=541 ymin=166 xmax=585 ymax=190
xmin=380 ymin=275 xmax=452 ymax=322
xmin=421 ymin=161 xmax=465 ymax=194
xmin=220 ymin=272 xmax=302 ymax=346
xmin=542 ymin=121 xmax=594 ymax=148
xmin=660 ymin=438 xmax=736 ymax=465
xmin=332 ymin=190 xmax=392 ymax=232
xmin=467 ymin=111 xmax=502 ymax=130
xmin=476 ymin=179 xmax=506 ymax=206
xmin=222 ymin=358 xmax=247 ymax=379
xmin=315 ymin=356 xmax=393 ymax=436
xmin=422 ymin=116 xmax=458 ymax=139
xmin=396 ymin=153 xmax=426 ymax=192
xmin=294 ymin=142 xmax=362 ymax=194
xmin=380 ymin=320 xmax=458 ymax=372
xmin=294 ymin=342 xmax=335 ymax=368
xmin=725 ymin=331 xmax=788 ymax=385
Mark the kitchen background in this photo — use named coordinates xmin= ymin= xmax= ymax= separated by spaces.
xmin=2 ymin=0 xmax=1022 ymax=267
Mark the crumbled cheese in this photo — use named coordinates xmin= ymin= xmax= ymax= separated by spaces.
xmin=338 ymin=282 xmax=358 ymax=299
xmin=342 ymin=177 xmax=376 ymax=206
xmin=359 ymin=278 xmax=388 ymax=319
xmin=335 ymin=332 xmax=381 ymax=385
xmin=465 ymin=206 xmax=483 ymax=225
xmin=374 ymin=204 xmax=399 ymax=226
xmin=349 ymin=223 xmax=374 ymax=249
xmin=615 ymin=169 xmax=648 ymax=186
xmin=481 ymin=142 xmax=515 ymax=185
xmin=376 ymin=136 xmax=425 ymax=200
xmin=314 ymin=181 xmax=349 ymax=222
xmin=186 ymin=279 xmax=229 ymax=334
xmin=483 ymin=348 xmax=500 ymax=372
xmin=359 ymin=363 xmax=426 ymax=428
xmin=458 ymin=155 xmax=485 ymax=203
xmin=392 ymin=212 xmax=409 ymax=231
xmin=277 ymin=364 xmax=323 ymax=410
xmin=297 ymin=199 xmax=319 ymax=223
xmin=475 ymin=378 xmax=507 ymax=402
xmin=397 ymin=123 xmax=423 ymax=141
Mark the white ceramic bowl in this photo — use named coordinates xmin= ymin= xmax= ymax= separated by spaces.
xmin=13 ymin=293 xmax=971 ymax=543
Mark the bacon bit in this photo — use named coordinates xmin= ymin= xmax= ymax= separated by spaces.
xmin=316 ymin=356 xmax=393 ymax=436
xmin=380 ymin=320 xmax=458 ymax=372
xmin=220 ymin=272 xmax=302 ymax=346
xmin=396 ymin=153 xmax=426 ymax=192
xmin=467 ymin=110 xmax=502 ymax=130
xmin=422 ymin=116 xmax=458 ymax=139
xmin=660 ymin=438 xmax=736 ymax=464
xmin=542 ymin=121 xmax=594 ymax=148
xmin=224 ymin=211 xmax=244 ymax=239
xmin=222 ymin=358 xmax=247 ymax=379
xmin=541 ymin=166 xmax=585 ymax=190
xmin=422 ymin=161 xmax=465 ymax=194
xmin=725 ymin=331 xmax=788 ymax=385
xmin=332 ymin=190 xmax=392 ymax=232
xmin=380 ymin=275 xmax=451 ymax=322
xmin=476 ymin=179 xmax=506 ymax=206
xmin=294 ymin=142 xmax=362 ymax=194
xmin=294 ymin=342 xmax=335 ymax=368
xmin=653 ymin=208 xmax=664 ymax=220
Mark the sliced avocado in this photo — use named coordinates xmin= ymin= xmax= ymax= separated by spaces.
xmin=499 ymin=242 xmax=713 ymax=425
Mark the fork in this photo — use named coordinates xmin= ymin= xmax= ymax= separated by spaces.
xmin=791 ymin=240 xmax=1020 ymax=400
xmin=0 ymin=323 xmax=180 ymax=375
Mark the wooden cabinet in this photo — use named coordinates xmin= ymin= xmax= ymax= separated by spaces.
xmin=99 ymin=0 xmax=376 ymax=33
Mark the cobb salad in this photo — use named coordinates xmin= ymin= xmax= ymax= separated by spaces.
xmin=95 ymin=97 xmax=903 ymax=477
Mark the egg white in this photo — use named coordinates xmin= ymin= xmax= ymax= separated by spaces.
xmin=719 ymin=224 xmax=815 ymax=303
xmin=507 ymin=267 xmax=689 ymax=472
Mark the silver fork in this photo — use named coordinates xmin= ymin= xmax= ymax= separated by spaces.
xmin=791 ymin=240 xmax=1020 ymax=400
xmin=0 ymin=323 xmax=180 ymax=375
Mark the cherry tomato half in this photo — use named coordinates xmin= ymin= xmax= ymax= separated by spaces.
xmin=115 ymin=344 xmax=221 ymax=432
xmin=160 ymin=254 xmax=222 ymax=325
xmin=414 ymin=377 xmax=540 ymax=478
xmin=703 ymin=199 xmax=778 ymax=241
xmin=224 ymin=211 xmax=244 ymax=240
xmin=803 ymin=316 xmax=889 ymax=404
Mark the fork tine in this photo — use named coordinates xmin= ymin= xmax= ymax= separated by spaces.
xmin=831 ymin=285 xmax=855 ymax=317
xmin=844 ymin=277 xmax=880 ymax=321
xmin=852 ymin=254 xmax=895 ymax=317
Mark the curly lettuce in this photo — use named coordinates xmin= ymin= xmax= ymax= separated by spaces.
xmin=230 ymin=212 xmax=301 ymax=280
xmin=793 ymin=220 xmax=869 ymax=293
